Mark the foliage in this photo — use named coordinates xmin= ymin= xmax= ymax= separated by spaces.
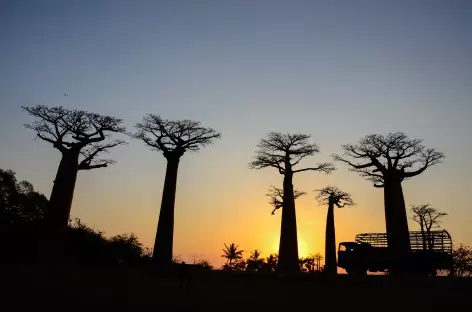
xmin=132 ymin=114 xmax=221 ymax=158
xmin=452 ymin=244 xmax=472 ymax=277
xmin=250 ymin=132 xmax=335 ymax=174
xmin=0 ymin=168 xmax=149 ymax=266
xmin=315 ymin=186 xmax=355 ymax=207
xmin=246 ymin=249 xmax=266 ymax=271
xmin=333 ymin=132 xmax=444 ymax=187
xmin=266 ymin=186 xmax=306 ymax=215
xmin=22 ymin=105 xmax=127 ymax=169
xmin=410 ymin=204 xmax=447 ymax=250
xmin=221 ymin=243 xmax=244 ymax=270
xmin=0 ymin=169 xmax=48 ymax=225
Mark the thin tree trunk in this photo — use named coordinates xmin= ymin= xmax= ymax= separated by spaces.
xmin=42 ymin=149 xmax=80 ymax=262
xmin=277 ymin=172 xmax=300 ymax=273
xmin=420 ymin=223 xmax=427 ymax=250
xmin=325 ymin=202 xmax=337 ymax=275
xmin=153 ymin=157 xmax=180 ymax=268
xmin=384 ymin=176 xmax=411 ymax=274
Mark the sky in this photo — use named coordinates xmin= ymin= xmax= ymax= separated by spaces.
xmin=1 ymin=0 xmax=471 ymax=267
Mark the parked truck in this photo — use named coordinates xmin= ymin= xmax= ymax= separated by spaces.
xmin=338 ymin=230 xmax=453 ymax=275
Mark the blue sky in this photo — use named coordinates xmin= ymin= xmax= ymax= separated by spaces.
xmin=1 ymin=0 xmax=471 ymax=265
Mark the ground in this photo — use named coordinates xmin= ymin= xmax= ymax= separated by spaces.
xmin=3 ymin=267 xmax=470 ymax=310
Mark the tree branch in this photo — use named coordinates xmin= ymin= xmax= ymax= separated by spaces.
xmin=293 ymin=163 xmax=336 ymax=174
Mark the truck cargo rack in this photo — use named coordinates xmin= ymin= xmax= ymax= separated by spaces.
xmin=355 ymin=230 xmax=452 ymax=253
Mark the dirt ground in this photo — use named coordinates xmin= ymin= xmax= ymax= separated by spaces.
xmin=2 ymin=267 xmax=471 ymax=311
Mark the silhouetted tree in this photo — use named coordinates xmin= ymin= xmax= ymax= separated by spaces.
xmin=455 ymin=246 xmax=472 ymax=277
xmin=260 ymin=253 xmax=278 ymax=272
xmin=108 ymin=233 xmax=144 ymax=265
xmin=246 ymin=249 xmax=265 ymax=271
xmin=313 ymin=252 xmax=323 ymax=272
xmin=266 ymin=186 xmax=306 ymax=215
xmin=315 ymin=186 xmax=354 ymax=275
xmin=195 ymin=259 xmax=214 ymax=270
xmin=22 ymin=105 xmax=126 ymax=260
xmin=132 ymin=114 xmax=221 ymax=268
xmin=299 ymin=255 xmax=315 ymax=272
xmin=0 ymin=169 xmax=48 ymax=263
xmin=333 ymin=132 xmax=444 ymax=265
xmin=221 ymin=243 xmax=244 ymax=271
xmin=0 ymin=169 xmax=48 ymax=226
xmin=410 ymin=204 xmax=447 ymax=251
xmin=451 ymin=245 xmax=472 ymax=277
xmin=250 ymin=132 xmax=335 ymax=273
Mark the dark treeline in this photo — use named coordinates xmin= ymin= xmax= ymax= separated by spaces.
xmin=0 ymin=169 xmax=147 ymax=266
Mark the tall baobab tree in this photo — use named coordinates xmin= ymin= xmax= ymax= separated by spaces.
xmin=410 ymin=204 xmax=447 ymax=251
xmin=22 ymin=105 xmax=126 ymax=258
xmin=132 ymin=114 xmax=221 ymax=268
xmin=315 ymin=186 xmax=354 ymax=275
xmin=250 ymin=132 xmax=335 ymax=273
xmin=332 ymin=132 xmax=444 ymax=266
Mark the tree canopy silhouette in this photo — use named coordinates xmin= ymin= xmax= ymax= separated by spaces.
xmin=221 ymin=243 xmax=244 ymax=271
xmin=410 ymin=204 xmax=447 ymax=251
xmin=332 ymin=132 xmax=444 ymax=267
xmin=315 ymin=186 xmax=354 ymax=275
xmin=22 ymin=105 xmax=126 ymax=260
xmin=266 ymin=186 xmax=306 ymax=215
xmin=452 ymin=244 xmax=472 ymax=277
xmin=250 ymin=132 xmax=335 ymax=273
xmin=132 ymin=114 xmax=221 ymax=268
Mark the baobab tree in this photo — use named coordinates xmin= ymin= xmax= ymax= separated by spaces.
xmin=22 ymin=105 xmax=126 ymax=258
xmin=410 ymin=204 xmax=447 ymax=251
xmin=266 ymin=186 xmax=306 ymax=216
xmin=315 ymin=186 xmax=354 ymax=275
xmin=250 ymin=132 xmax=335 ymax=273
xmin=332 ymin=132 xmax=444 ymax=265
xmin=132 ymin=114 xmax=221 ymax=268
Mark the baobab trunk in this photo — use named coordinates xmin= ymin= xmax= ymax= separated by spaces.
xmin=43 ymin=149 xmax=80 ymax=262
xmin=383 ymin=176 xmax=411 ymax=273
xmin=277 ymin=171 xmax=300 ymax=273
xmin=324 ymin=202 xmax=337 ymax=275
xmin=153 ymin=157 xmax=180 ymax=268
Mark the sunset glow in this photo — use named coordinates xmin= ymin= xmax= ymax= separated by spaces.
xmin=1 ymin=1 xmax=471 ymax=270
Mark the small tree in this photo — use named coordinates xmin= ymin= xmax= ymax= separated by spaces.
xmin=250 ymin=132 xmax=335 ymax=273
xmin=299 ymin=255 xmax=315 ymax=272
xmin=132 ymin=114 xmax=221 ymax=268
xmin=313 ymin=252 xmax=323 ymax=272
xmin=246 ymin=249 xmax=265 ymax=271
xmin=333 ymin=132 xmax=444 ymax=263
xmin=315 ymin=186 xmax=354 ymax=275
xmin=410 ymin=204 xmax=447 ymax=251
xmin=266 ymin=186 xmax=306 ymax=215
xmin=221 ymin=243 xmax=244 ymax=271
xmin=23 ymin=105 xmax=126 ymax=258
xmin=451 ymin=245 xmax=472 ymax=277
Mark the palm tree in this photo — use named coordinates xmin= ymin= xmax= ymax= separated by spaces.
xmin=315 ymin=186 xmax=355 ymax=275
xmin=247 ymin=249 xmax=265 ymax=271
xmin=313 ymin=252 xmax=324 ymax=272
xmin=249 ymin=249 xmax=262 ymax=261
xmin=221 ymin=243 xmax=244 ymax=266
xmin=263 ymin=253 xmax=278 ymax=272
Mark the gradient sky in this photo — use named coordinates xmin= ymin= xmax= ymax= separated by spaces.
xmin=1 ymin=0 xmax=471 ymax=266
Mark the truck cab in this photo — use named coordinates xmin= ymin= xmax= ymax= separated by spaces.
xmin=338 ymin=242 xmax=373 ymax=275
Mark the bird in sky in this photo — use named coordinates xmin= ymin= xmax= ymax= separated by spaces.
xmin=64 ymin=93 xmax=68 ymax=96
